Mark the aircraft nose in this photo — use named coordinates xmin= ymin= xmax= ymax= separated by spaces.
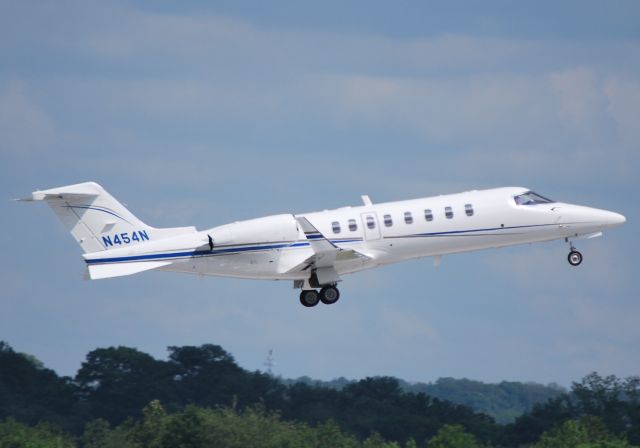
xmin=594 ymin=209 xmax=626 ymax=228
xmin=608 ymin=211 xmax=626 ymax=227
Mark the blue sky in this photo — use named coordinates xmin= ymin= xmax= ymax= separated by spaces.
xmin=1 ymin=0 xmax=638 ymax=386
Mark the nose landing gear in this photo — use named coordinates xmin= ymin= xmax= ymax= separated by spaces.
xmin=565 ymin=238 xmax=583 ymax=266
xmin=568 ymin=250 xmax=583 ymax=266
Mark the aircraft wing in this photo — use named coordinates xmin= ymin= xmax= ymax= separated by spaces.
xmin=296 ymin=217 xmax=341 ymax=267
xmin=278 ymin=217 xmax=371 ymax=283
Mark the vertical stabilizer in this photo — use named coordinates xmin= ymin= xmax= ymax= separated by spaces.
xmin=20 ymin=181 xmax=195 ymax=253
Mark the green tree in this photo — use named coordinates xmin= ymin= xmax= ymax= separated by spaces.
xmin=159 ymin=403 xmax=315 ymax=448
xmin=533 ymin=417 xmax=633 ymax=448
xmin=0 ymin=341 xmax=81 ymax=432
xmin=161 ymin=405 xmax=205 ymax=448
xmin=168 ymin=345 xmax=248 ymax=409
xmin=413 ymin=377 xmax=564 ymax=424
xmin=130 ymin=400 xmax=168 ymax=448
xmin=314 ymin=420 xmax=359 ymax=448
xmin=82 ymin=418 xmax=135 ymax=448
xmin=0 ymin=418 xmax=75 ymax=448
xmin=75 ymin=346 xmax=171 ymax=424
xmin=427 ymin=424 xmax=481 ymax=448
xmin=404 ymin=438 xmax=418 ymax=448
xmin=362 ymin=431 xmax=399 ymax=448
xmin=507 ymin=395 xmax=573 ymax=445
xmin=572 ymin=373 xmax=629 ymax=435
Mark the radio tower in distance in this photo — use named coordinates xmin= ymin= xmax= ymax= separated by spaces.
xmin=264 ymin=349 xmax=275 ymax=376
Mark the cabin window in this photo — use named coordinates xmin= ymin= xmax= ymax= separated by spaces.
xmin=366 ymin=216 xmax=376 ymax=229
xmin=424 ymin=209 xmax=433 ymax=221
xmin=332 ymin=221 xmax=341 ymax=234
xmin=384 ymin=214 xmax=393 ymax=227
xmin=348 ymin=219 xmax=357 ymax=232
xmin=465 ymin=204 xmax=474 ymax=217
xmin=404 ymin=212 xmax=413 ymax=224
xmin=445 ymin=206 xmax=453 ymax=219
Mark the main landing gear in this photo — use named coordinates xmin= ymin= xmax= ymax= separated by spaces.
xmin=566 ymin=238 xmax=583 ymax=266
xmin=299 ymin=285 xmax=340 ymax=307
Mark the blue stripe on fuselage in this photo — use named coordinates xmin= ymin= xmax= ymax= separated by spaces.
xmin=85 ymin=238 xmax=364 ymax=265
xmin=85 ymin=223 xmax=556 ymax=265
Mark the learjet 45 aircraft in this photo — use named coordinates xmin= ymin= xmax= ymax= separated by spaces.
xmin=19 ymin=182 xmax=625 ymax=307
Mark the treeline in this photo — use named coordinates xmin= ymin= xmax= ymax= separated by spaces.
xmin=284 ymin=376 xmax=565 ymax=423
xmin=1 ymin=405 xmax=636 ymax=448
xmin=1 ymin=341 xmax=639 ymax=447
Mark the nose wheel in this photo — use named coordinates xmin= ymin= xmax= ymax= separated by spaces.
xmin=568 ymin=250 xmax=583 ymax=266
xmin=565 ymin=239 xmax=583 ymax=266
xmin=299 ymin=286 xmax=340 ymax=307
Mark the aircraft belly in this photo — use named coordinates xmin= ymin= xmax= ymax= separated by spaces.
xmin=152 ymin=223 xmax=565 ymax=279
xmin=154 ymin=245 xmax=377 ymax=280
xmin=152 ymin=251 xmax=281 ymax=279
xmin=373 ymin=224 xmax=564 ymax=259
xmin=198 ymin=251 xmax=280 ymax=277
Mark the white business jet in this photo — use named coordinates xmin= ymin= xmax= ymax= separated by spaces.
xmin=19 ymin=182 xmax=625 ymax=307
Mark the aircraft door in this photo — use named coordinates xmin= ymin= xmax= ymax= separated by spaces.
xmin=360 ymin=212 xmax=381 ymax=240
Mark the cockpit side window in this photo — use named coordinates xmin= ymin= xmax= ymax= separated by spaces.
xmin=514 ymin=191 xmax=554 ymax=205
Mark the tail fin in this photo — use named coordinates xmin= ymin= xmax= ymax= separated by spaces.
xmin=19 ymin=181 xmax=195 ymax=253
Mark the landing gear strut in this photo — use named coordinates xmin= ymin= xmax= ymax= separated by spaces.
xmin=566 ymin=239 xmax=583 ymax=266
xmin=298 ymin=285 xmax=340 ymax=307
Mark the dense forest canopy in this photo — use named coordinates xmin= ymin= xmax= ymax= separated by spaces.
xmin=283 ymin=375 xmax=566 ymax=424
xmin=1 ymin=341 xmax=638 ymax=447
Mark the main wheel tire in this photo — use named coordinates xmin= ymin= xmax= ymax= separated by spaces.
xmin=568 ymin=250 xmax=583 ymax=266
xmin=299 ymin=290 xmax=320 ymax=307
xmin=319 ymin=286 xmax=340 ymax=305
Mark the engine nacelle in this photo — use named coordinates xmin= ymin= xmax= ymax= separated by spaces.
xmin=208 ymin=214 xmax=299 ymax=247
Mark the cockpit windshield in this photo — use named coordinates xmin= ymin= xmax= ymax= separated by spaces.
xmin=514 ymin=191 xmax=555 ymax=205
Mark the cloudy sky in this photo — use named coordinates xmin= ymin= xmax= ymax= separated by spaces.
xmin=1 ymin=0 xmax=639 ymax=386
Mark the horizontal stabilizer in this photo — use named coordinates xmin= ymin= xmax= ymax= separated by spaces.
xmin=87 ymin=261 xmax=171 ymax=280
xmin=17 ymin=192 xmax=99 ymax=202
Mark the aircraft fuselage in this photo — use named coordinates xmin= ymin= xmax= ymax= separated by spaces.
xmin=22 ymin=183 xmax=626 ymax=307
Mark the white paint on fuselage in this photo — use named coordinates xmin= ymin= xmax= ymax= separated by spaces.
xmin=156 ymin=186 xmax=625 ymax=281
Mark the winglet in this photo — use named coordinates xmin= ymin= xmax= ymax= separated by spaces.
xmin=361 ymin=195 xmax=373 ymax=206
